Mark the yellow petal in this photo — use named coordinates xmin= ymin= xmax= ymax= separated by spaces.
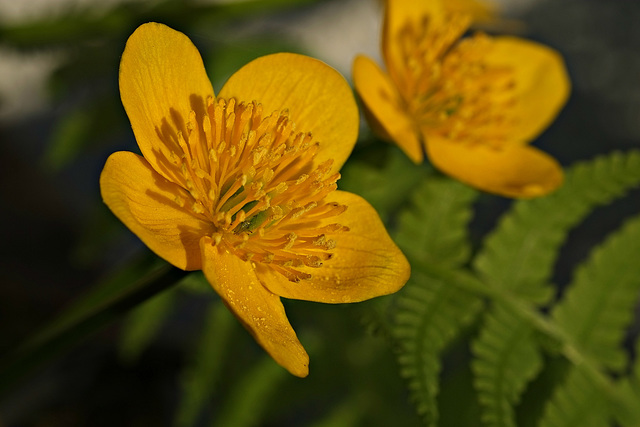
xmin=200 ymin=237 xmax=309 ymax=377
xmin=425 ymin=135 xmax=563 ymax=198
xmin=382 ymin=0 xmax=445 ymax=70
xmin=119 ymin=23 xmax=215 ymax=180
xmin=258 ymin=191 xmax=410 ymax=303
xmin=384 ymin=0 xmax=494 ymax=29
xmin=352 ymin=55 xmax=423 ymax=163
xmin=485 ymin=36 xmax=571 ymax=143
xmin=100 ymin=151 xmax=211 ymax=270
xmin=218 ymin=53 xmax=358 ymax=175
xmin=446 ymin=0 xmax=497 ymax=24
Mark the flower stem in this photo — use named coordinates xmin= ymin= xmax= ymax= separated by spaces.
xmin=0 ymin=255 xmax=188 ymax=396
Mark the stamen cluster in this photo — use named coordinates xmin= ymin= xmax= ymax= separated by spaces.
xmin=394 ymin=13 xmax=518 ymax=147
xmin=160 ymin=97 xmax=348 ymax=282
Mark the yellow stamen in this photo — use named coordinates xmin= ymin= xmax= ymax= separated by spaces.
xmin=167 ymin=97 xmax=346 ymax=281
xmin=393 ymin=12 xmax=518 ymax=148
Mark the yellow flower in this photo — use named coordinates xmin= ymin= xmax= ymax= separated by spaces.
xmin=353 ymin=0 xmax=571 ymax=198
xmin=445 ymin=0 xmax=496 ymax=24
xmin=100 ymin=23 xmax=410 ymax=377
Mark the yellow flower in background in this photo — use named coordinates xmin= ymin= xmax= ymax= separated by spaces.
xmin=445 ymin=0 xmax=496 ymax=24
xmin=353 ymin=0 xmax=571 ymax=198
xmin=100 ymin=23 xmax=410 ymax=377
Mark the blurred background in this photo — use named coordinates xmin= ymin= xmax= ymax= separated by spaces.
xmin=1 ymin=0 xmax=639 ymax=426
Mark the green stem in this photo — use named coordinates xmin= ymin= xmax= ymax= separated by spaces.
xmin=0 ymin=256 xmax=188 ymax=396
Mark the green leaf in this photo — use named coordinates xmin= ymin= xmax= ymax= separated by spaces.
xmin=472 ymin=304 xmax=543 ymax=427
xmin=552 ymin=214 xmax=640 ymax=372
xmin=338 ymin=146 xmax=428 ymax=222
xmin=213 ymin=355 xmax=289 ymax=427
xmin=394 ymin=265 xmax=483 ymax=426
xmin=474 ymin=150 xmax=640 ymax=302
xmin=175 ymin=300 xmax=237 ymax=427
xmin=118 ymin=283 xmax=180 ymax=364
xmin=395 ymin=176 xmax=478 ymax=267
xmin=537 ymin=367 xmax=610 ymax=427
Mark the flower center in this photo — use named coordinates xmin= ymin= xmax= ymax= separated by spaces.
xmin=163 ymin=97 xmax=348 ymax=282
xmin=393 ymin=13 xmax=518 ymax=148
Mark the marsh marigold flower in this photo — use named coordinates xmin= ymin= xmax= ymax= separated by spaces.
xmin=100 ymin=23 xmax=409 ymax=377
xmin=353 ymin=0 xmax=571 ymax=198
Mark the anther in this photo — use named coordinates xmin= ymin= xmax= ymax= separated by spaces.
xmin=188 ymin=110 xmax=197 ymax=133
xmin=217 ymin=141 xmax=226 ymax=154
xmin=192 ymin=202 xmax=205 ymax=214
xmin=313 ymin=235 xmax=327 ymax=247
xmin=284 ymin=233 xmax=297 ymax=250
xmin=273 ymin=182 xmax=288 ymax=194
xmin=209 ymin=148 xmax=218 ymax=163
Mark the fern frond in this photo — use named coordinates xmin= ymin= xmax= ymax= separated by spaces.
xmin=358 ymin=175 xmax=475 ymax=341
xmin=474 ymin=150 xmax=640 ymax=301
xmin=472 ymin=304 xmax=543 ymax=427
xmin=391 ymin=174 xmax=479 ymax=425
xmin=395 ymin=177 xmax=478 ymax=268
xmin=537 ymin=367 xmax=610 ymax=427
xmin=552 ymin=214 xmax=640 ymax=372
xmin=394 ymin=265 xmax=482 ymax=426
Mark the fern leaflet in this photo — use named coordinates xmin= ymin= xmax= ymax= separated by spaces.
xmin=395 ymin=177 xmax=477 ymax=268
xmin=472 ymin=304 xmax=543 ymax=427
xmin=394 ymin=266 xmax=482 ymax=426
xmin=474 ymin=150 xmax=640 ymax=301
xmin=553 ymin=213 xmax=640 ymax=372
xmin=537 ymin=367 xmax=610 ymax=427
xmin=392 ymin=175 xmax=479 ymax=425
